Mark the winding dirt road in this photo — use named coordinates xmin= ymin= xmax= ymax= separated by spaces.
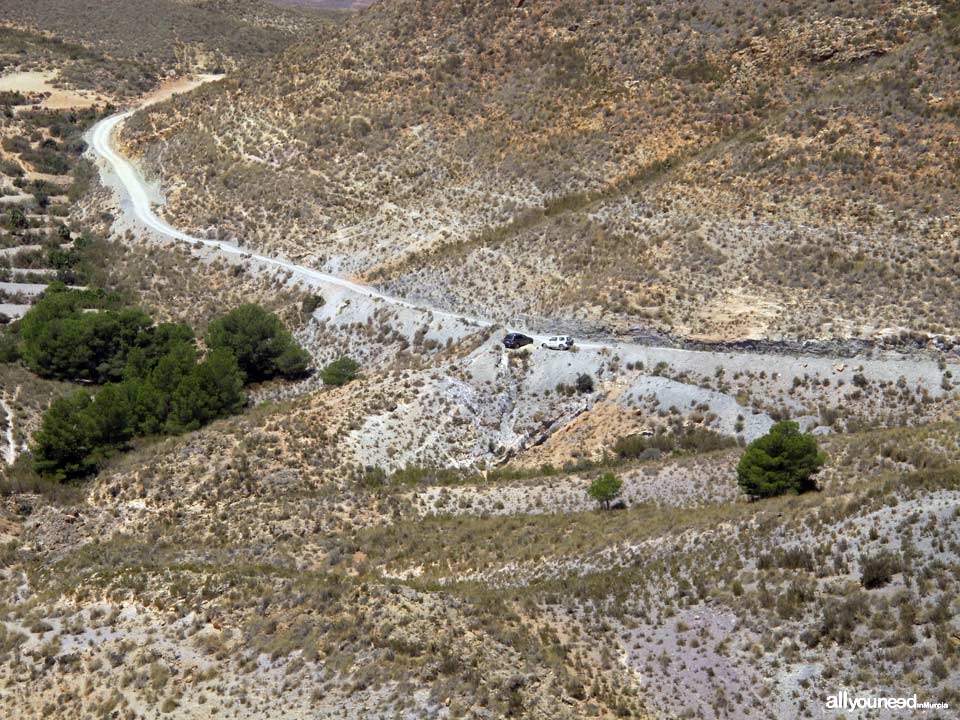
xmin=87 ymin=111 xmax=497 ymax=333
xmin=85 ymin=86 xmax=959 ymax=410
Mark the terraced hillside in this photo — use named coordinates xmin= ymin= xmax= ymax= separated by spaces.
xmin=121 ymin=0 xmax=960 ymax=341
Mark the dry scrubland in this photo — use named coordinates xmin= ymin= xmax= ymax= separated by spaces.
xmin=2 ymin=271 xmax=960 ymax=717
xmin=0 ymin=9 xmax=343 ymax=474
xmin=123 ymin=0 xmax=960 ymax=341
xmin=3 ymin=365 xmax=960 ymax=718
xmin=0 ymin=1 xmax=959 ymax=719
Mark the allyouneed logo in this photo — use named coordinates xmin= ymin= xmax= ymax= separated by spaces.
xmin=826 ymin=690 xmax=949 ymax=711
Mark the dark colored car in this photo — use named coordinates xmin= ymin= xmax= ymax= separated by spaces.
xmin=502 ymin=332 xmax=534 ymax=349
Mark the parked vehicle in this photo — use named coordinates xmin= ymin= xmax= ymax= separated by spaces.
xmin=502 ymin=332 xmax=534 ymax=349
xmin=542 ymin=335 xmax=574 ymax=350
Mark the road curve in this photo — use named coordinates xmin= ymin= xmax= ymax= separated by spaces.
xmin=87 ymin=111 xmax=496 ymax=331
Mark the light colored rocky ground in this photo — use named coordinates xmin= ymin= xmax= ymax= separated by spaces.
xmin=5 ymin=323 xmax=960 ymax=719
xmin=364 ymin=431 xmax=960 ymax=719
xmin=85 ymin=49 xmax=960 ymax=479
xmin=4 ymin=6 xmax=960 ymax=717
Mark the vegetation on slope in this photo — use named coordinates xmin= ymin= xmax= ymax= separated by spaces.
xmin=8 ymin=288 xmax=311 ymax=480
xmin=206 ymin=304 xmax=310 ymax=381
xmin=0 ymin=3 xmax=957 ymax=718
xmin=736 ymin=421 xmax=826 ymax=499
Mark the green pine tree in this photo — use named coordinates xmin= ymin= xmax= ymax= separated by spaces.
xmin=32 ymin=390 xmax=97 ymax=481
xmin=587 ymin=472 xmax=623 ymax=510
xmin=206 ymin=304 xmax=310 ymax=381
xmin=736 ymin=421 xmax=825 ymax=499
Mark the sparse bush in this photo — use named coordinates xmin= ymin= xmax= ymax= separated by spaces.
xmin=757 ymin=547 xmax=814 ymax=571
xmin=389 ymin=465 xmax=465 ymax=486
xmin=0 ymin=158 xmax=23 ymax=178
xmin=929 ymin=656 xmax=948 ymax=681
xmin=860 ymin=551 xmax=901 ymax=589
xmin=357 ymin=466 xmax=388 ymax=488
xmin=818 ymin=592 xmax=868 ymax=646
xmin=6 ymin=207 xmax=27 ymax=231
xmin=776 ymin=579 xmax=815 ymax=619
xmin=301 ymin=294 xmax=325 ymax=315
xmin=613 ymin=433 xmax=652 ymax=458
xmin=321 ymin=357 xmax=359 ymax=387
xmin=575 ymin=373 xmax=595 ymax=394
xmin=615 ymin=426 xmax=736 ymax=460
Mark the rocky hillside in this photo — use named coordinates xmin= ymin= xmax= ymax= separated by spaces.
xmin=121 ymin=0 xmax=960 ymax=341
xmin=2 ymin=2 xmax=960 ymax=718
xmin=4 ymin=329 xmax=960 ymax=717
